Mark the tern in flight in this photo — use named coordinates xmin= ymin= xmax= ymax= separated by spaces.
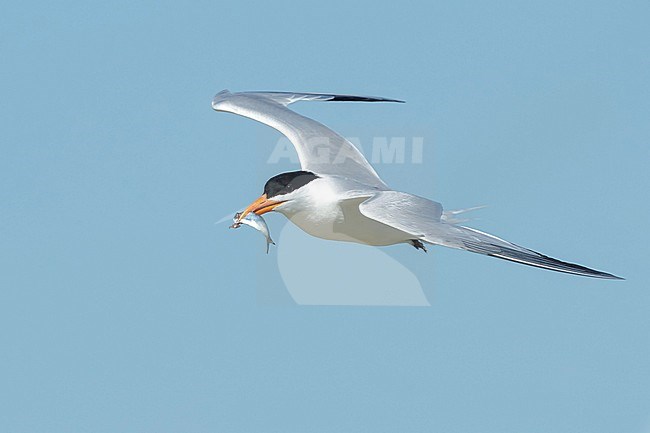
xmin=213 ymin=90 xmax=621 ymax=279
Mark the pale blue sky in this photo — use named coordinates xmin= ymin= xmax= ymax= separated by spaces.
xmin=1 ymin=1 xmax=649 ymax=432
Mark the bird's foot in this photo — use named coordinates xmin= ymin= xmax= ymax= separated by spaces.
xmin=410 ymin=239 xmax=427 ymax=252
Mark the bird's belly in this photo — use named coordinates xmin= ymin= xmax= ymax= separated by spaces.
xmin=281 ymin=202 xmax=412 ymax=246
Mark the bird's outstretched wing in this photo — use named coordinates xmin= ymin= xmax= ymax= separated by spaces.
xmin=212 ymin=90 xmax=403 ymax=189
xmin=359 ymin=191 xmax=622 ymax=279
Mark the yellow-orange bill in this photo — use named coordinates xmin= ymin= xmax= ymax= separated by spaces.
xmin=237 ymin=194 xmax=284 ymax=222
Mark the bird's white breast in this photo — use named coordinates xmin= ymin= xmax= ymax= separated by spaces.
xmin=276 ymin=178 xmax=412 ymax=246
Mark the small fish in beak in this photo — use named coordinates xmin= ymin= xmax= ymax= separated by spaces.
xmin=234 ymin=193 xmax=284 ymax=224
xmin=230 ymin=211 xmax=275 ymax=253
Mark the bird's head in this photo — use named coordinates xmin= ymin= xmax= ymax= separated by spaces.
xmin=235 ymin=170 xmax=320 ymax=222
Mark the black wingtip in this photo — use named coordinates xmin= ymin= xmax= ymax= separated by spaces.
xmin=591 ymin=273 xmax=625 ymax=280
xmin=487 ymin=249 xmax=625 ymax=280
xmin=327 ymin=95 xmax=405 ymax=103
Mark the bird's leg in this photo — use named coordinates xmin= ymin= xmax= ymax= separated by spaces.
xmin=410 ymin=239 xmax=427 ymax=252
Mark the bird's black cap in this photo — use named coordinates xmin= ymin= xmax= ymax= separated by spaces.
xmin=264 ymin=171 xmax=319 ymax=198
